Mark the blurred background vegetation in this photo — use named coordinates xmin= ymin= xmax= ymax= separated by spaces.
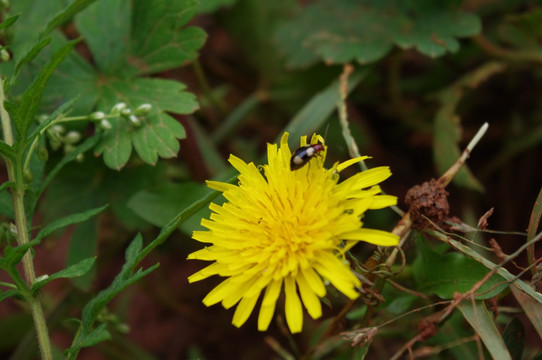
xmin=1 ymin=0 xmax=541 ymax=359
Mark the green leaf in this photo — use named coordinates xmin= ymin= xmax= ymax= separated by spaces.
xmin=66 ymin=213 xmax=182 ymax=357
xmin=0 ymin=141 xmax=14 ymax=161
xmin=35 ymin=0 xmax=206 ymax=170
xmin=14 ymin=39 xmax=77 ymax=138
xmin=276 ymin=0 xmax=481 ymax=68
xmin=31 ymin=257 xmax=96 ymax=293
xmin=0 ymin=289 xmax=20 ymax=303
xmin=73 ymin=0 xmax=131 ymax=73
xmin=129 ymin=0 xmax=206 ymax=76
xmin=39 ymin=0 xmax=99 ymax=40
xmin=66 ymin=235 xmax=157 ymax=358
xmin=1 ymin=240 xmax=40 ymax=270
xmin=412 ymin=237 xmax=508 ymax=300
xmin=33 ymin=205 xmax=108 ymax=243
xmin=0 ymin=13 xmax=21 ymax=31
xmin=78 ymin=323 xmax=111 ymax=348
xmin=458 ymin=301 xmax=512 ymax=360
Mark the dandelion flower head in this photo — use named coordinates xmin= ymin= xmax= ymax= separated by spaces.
xmin=188 ymin=132 xmax=399 ymax=333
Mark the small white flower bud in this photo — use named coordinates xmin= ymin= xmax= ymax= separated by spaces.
xmin=9 ymin=223 xmax=17 ymax=236
xmin=121 ymin=108 xmax=132 ymax=117
xmin=0 ymin=48 xmax=9 ymax=62
xmin=99 ymin=119 xmax=112 ymax=130
xmin=64 ymin=131 xmax=81 ymax=144
xmin=128 ymin=115 xmax=141 ymax=127
xmin=34 ymin=275 xmax=49 ymax=284
xmin=89 ymin=111 xmax=105 ymax=120
xmin=111 ymin=102 xmax=127 ymax=114
xmin=134 ymin=103 xmax=152 ymax=115
xmin=51 ymin=124 xmax=65 ymax=134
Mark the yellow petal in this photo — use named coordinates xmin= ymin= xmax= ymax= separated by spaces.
xmin=296 ymin=273 xmax=322 ymax=319
xmin=336 ymin=156 xmax=371 ymax=172
xmin=300 ymin=266 xmax=326 ymax=297
xmin=232 ymin=291 xmax=261 ymax=328
xmin=206 ymin=180 xmax=236 ymax=193
xmin=342 ymin=228 xmax=399 ymax=246
xmin=284 ymin=276 xmax=303 ymax=333
xmin=258 ymin=279 xmax=282 ymax=331
xmin=313 ymin=253 xmax=360 ymax=299
xmin=368 ymin=195 xmax=398 ymax=209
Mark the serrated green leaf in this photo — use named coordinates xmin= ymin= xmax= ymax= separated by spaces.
xmin=458 ymin=301 xmax=512 ymax=360
xmin=74 ymin=0 xmax=131 ymax=73
xmin=31 ymin=257 xmax=96 ymax=293
xmin=13 ymin=37 xmax=51 ymax=79
xmin=33 ymin=205 xmax=108 ymax=243
xmin=276 ymin=0 xmax=481 ymax=67
xmin=66 ymin=211 xmax=184 ymax=357
xmin=66 ymin=234 xmax=158 ymax=358
xmin=15 ymin=39 xmax=77 ymax=138
xmin=78 ymin=323 xmax=111 ymax=348
xmin=129 ymin=0 xmax=206 ymax=76
xmin=412 ymin=237 xmax=508 ymax=300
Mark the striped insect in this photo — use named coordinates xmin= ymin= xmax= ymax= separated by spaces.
xmin=290 ymin=143 xmax=325 ymax=171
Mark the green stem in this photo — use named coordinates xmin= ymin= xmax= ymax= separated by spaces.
xmin=0 ymin=79 xmax=53 ymax=360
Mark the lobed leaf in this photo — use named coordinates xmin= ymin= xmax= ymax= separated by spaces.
xmin=129 ymin=0 xmax=206 ymax=75
xmin=276 ymin=0 xmax=481 ymax=68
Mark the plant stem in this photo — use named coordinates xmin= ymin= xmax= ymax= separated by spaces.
xmin=0 ymin=79 xmax=53 ymax=360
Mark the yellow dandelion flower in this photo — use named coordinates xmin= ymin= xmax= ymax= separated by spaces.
xmin=188 ymin=132 xmax=399 ymax=333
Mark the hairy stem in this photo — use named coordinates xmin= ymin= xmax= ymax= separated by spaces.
xmin=0 ymin=79 xmax=53 ymax=360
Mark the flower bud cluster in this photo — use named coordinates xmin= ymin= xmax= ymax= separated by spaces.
xmin=43 ymin=122 xmax=84 ymax=162
xmin=108 ymin=102 xmax=152 ymax=128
